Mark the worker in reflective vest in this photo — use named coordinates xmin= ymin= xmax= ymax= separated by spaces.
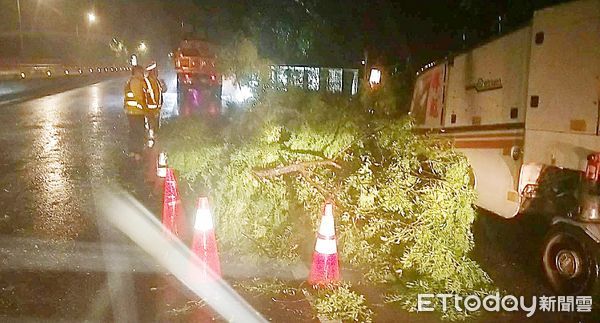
xmin=124 ymin=65 xmax=148 ymax=159
xmin=144 ymin=62 xmax=163 ymax=135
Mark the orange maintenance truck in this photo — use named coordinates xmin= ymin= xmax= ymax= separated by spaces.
xmin=174 ymin=39 xmax=221 ymax=94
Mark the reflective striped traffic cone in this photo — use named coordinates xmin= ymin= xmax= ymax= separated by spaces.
xmin=162 ymin=168 xmax=183 ymax=237
xmin=308 ymin=203 xmax=340 ymax=286
xmin=190 ymin=197 xmax=221 ymax=282
xmin=156 ymin=152 xmax=168 ymax=178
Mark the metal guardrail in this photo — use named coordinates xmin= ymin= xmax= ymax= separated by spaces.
xmin=0 ymin=64 xmax=131 ymax=81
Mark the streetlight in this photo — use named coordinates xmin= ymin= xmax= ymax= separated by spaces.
xmin=369 ymin=68 xmax=381 ymax=87
xmin=15 ymin=2 xmax=97 ymax=57
xmin=76 ymin=11 xmax=97 ymax=39
xmin=76 ymin=11 xmax=97 ymax=67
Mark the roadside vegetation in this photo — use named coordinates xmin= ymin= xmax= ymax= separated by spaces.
xmin=160 ymin=39 xmax=493 ymax=321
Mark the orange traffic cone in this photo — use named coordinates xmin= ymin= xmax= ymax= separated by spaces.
xmin=190 ymin=197 xmax=221 ymax=282
xmin=156 ymin=152 xmax=168 ymax=178
xmin=308 ymin=202 xmax=340 ymax=286
xmin=162 ymin=168 xmax=183 ymax=237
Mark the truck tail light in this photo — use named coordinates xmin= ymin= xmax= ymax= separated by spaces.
xmin=579 ymin=153 xmax=600 ymax=222
xmin=585 ymin=153 xmax=600 ymax=182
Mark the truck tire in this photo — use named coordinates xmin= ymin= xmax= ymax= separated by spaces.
xmin=541 ymin=225 xmax=600 ymax=295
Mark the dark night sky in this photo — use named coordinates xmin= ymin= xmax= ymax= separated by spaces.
xmin=0 ymin=0 xmax=569 ymax=67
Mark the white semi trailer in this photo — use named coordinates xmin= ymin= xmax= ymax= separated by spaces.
xmin=411 ymin=0 xmax=600 ymax=294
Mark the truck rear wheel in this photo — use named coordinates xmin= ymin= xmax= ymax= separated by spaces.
xmin=541 ymin=225 xmax=600 ymax=295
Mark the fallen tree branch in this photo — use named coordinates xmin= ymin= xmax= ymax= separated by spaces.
xmin=298 ymin=171 xmax=352 ymax=209
xmin=253 ymin=160 xmax=341 ymax=178
xmin=299 ymin=170 xmax=330 ymax=198
xmin=241 ymin=232 xmax=273 ymax=257
xmin=331 ymin=124 xmax=386 ymax=161
xmin=281 ymin=146 xmax=327 ymax=159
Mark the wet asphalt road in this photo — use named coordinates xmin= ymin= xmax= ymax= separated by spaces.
xmin=0 ymin=73 xmax=188 ymax=241
xmin=0 ymin=75 xmax=283 ymax=322
xmin=0 ymin=77 xmax=129 ymax=239
xmin=0 ymin=76 xmax=182 ymax=321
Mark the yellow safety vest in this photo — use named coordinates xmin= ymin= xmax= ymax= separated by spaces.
xmin=124 ymin=78 xmax=147 ymax=115
xmin=144 ymin=77 xmax=162 ymax=112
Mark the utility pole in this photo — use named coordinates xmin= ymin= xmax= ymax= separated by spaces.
xmin=363 ymin=49 xmax=368 ymax=82
xmin=16 ymin=0 xmax=24 ymax=60
xmin=498 ymin=15 xmax=503 ymax=34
